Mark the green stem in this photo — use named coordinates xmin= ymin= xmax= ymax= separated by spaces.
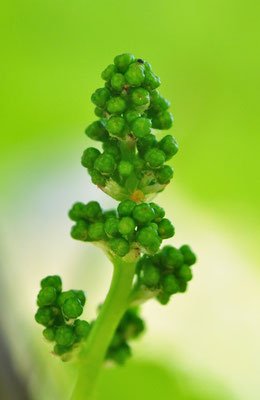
xmin=128 ymin=283 xmax=160 ymax=307
xmin=71 ymin=257 xmax=137 ymax=400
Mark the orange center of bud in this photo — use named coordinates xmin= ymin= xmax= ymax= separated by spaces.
xmin=130 ymin=190 xmax=144 ymax=203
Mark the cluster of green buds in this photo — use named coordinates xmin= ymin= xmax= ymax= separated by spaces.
xmin=134 ymin=244 xmax=196 ymax=305
xmin=35 ymin=54 xmax=197 ymax=370
xmin=35 ymin=276 xmax=90 ymax=360
xmin=82 ymin=53 xmax=177 ymax=202
xmin=69 ymin=200 xmax=174 ymax=257
xmin=106 ymin=308 xmax=145 ymax=365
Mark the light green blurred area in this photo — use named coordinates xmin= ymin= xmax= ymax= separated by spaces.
xmin=0 ymin=0 xmax=259 ymax=399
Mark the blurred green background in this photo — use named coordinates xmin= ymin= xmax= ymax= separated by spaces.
xmin=0 ymin=0 xmax=259 ymax=399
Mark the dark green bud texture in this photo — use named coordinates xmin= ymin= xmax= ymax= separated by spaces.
xmin=62 ymin=297 xmax=83 ymax=319
xmin=35 ymin=54 xmax=197 ymax=366
xmin=106 ymin=308 xmax=145 ymax=365
xmin=35 ymin=276 xmax=90 ymax=358
xmin=41 ymin=275 xmax=62 ymax=292
xmin=37 ymin=287 xmax=57 ymax=307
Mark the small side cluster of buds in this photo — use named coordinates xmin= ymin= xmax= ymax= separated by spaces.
xmin=135 ymin=244 xmax=197 ymax=305
xmin=34 ymin=276 xmax=90 ymax=360
xmin=106 ymin=307 xmax=145 ymax=365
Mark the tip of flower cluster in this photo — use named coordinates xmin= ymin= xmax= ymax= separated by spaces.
xmin=82 ymin=53 xmax=177 ymax=201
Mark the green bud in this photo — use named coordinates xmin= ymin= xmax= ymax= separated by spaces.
xmin=88 ymin=169 xmax=107 ymax=186
xmin=137 ymin=134 xmax=157 ymax=154
xmin=106 ymin=116 xmax=126 ymax=137
xmin=57 ymin=290 xmax=76 ymax=307
xmin=55 ymin=325 xmax=75 ymax=346
xmin=157 ymin=218 xmax=175 ymax=239
xmin=107 ymin=97 xmax=126 ymax=114
xmin=37 ymin=287 xmax=57 ymax=307
xmin=53 ymin=344 xmax=72 ymax=356
xmin=43 ymin=327 xmax=56 ymax=342
xmin=109 ymin=238 xmax=130 ymax=257
xmin=160 ymin=246 xmax=184 ymax=269
xmin=102 ymin=139 xmax=120 ymax=161
xmin=68 ymin=202 xmax=88 ymax=221
xmin=136 ymin=254 xmax=150 ymax=275
xmin=125 ymin=63 xmax=145 ymax=86
xmin=104 ymin=217 xmax=119 ymax=238
xmin=136 ymin=226 xmax=161 ymax=255
xmin=94 ymin=153 xmax=116 ymax=175
xmin=81 ymin=201 xmax=101 ymax=221
xmin=118 ymin=217 xmax=135 ymax=235
xmin=179 ymin=245 xmax=197 ymax=266
xmin=91 ymin=87 xmax=110 ymax=108
xmin=111 ymin=73 xmax=126 ymax=91
xmin=88 ymin=222 xmax=105 ymax=241
xmin=121 ymin=310 xmax=145 ymax=339
xmin=143 ymin=70 xmax=161 ymax=90
xmin=177 ymin=264 xmax=192 ymax=281
xmin=131 ymin=88 xmax=150 ymax=106
xmin=158 ymin=135 xmax=178 ymax=160
xmin=156 ymin=165 xmax=174 ymax=184
xmin=162 ymin=275 xmax=179 ymax=294
xmin=149 ymin=203 xmax=165 ymax=222
xmin=71 ymin=290 xmax=86 ymax=306
xmin=157 ymin=292 xmax=170 ymax=305
xmin=62 ymin=297 xmax=83 ymax=319
xmin=118 ymin=161 xmax=133 ymax=177
xmin=81 ymin=147 xmax=101 ymax=169
xmin=150 ymin=222 xmax=158 ymax=231
xmin=124 ymin=110 xmax=140 ymax=124
xmin=117 ymin=200 xmax=136 ymax=217
xmin=94 ymin=107 xmax=106 ymax=118
xmin=41 ymin=275 xmax=62 ymax=292
xmin=101 ymin=64 xmax=117 ymax=81
xmin=133 ymin=156 xmax=145 ymax=171
xmin=149 ymin=89 xmax=160 ymax=103
xmin=74 ymin=319 xmax=91 ymax=339
xmin=152 ymin=111 xmax=173 ymax=130
xmin=85 ymin=120 xmax=109 ymax=142
xmin=109 ymin=342 xmax=131 ymax=365
xmin=142 ymin=264 xmax=160 ymax=287
xmin=103 ymin=209 xmax=118 ymax=220
xmin=133 ymin=203 xmax=155 ymax=224
xmin=178 ymin=280 xmax=188 ymax=293
xmin=35 ymin=307 xmax=55 ymax=327
xmin=114 ymin=53 xmax=135 ymax=73
xmin=53 ymin=309 xmax=64 ymax=326
xmin=71 ymin=220 xmax=89 ymax=241
xmin=150 ymin=91 xmax=170 ymax=110
xmin=144 ymin=60 xmax=152 ymax=71
xmin=144 ymin=148 xmax=165 ymax=168
xmin=131 ymin=117 xmax=152 ymax=138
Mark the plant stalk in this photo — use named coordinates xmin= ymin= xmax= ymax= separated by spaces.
xmin=71 ymin=257 xmax=137 ymax=400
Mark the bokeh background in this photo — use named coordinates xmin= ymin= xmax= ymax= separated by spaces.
xmin=1 ymin=0 xmax=259 ymax=399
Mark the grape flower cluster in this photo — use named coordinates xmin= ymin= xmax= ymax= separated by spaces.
xmin=69 ymin=200 xmax=174 ymax=257
xmin=35 ymin=275 xmax=90 ymax=360
xmin=83 ymin=53 xmax=177 ymax=202
xmin=135 ymin=244 xmax=196 ymax=305
xmin=35 ymin=53 xmax=196 ymax=366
